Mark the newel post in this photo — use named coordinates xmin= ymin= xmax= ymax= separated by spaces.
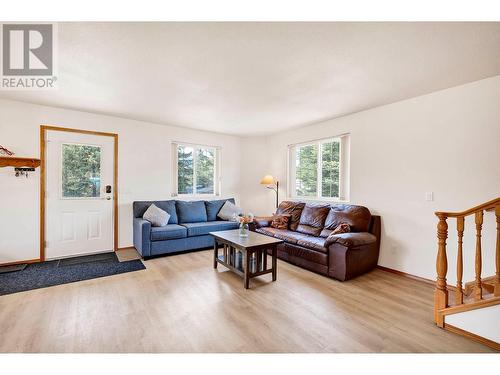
xmin=434 ymin=213 xmax=448 ymax=326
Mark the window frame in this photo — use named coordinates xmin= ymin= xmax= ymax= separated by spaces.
xmin=287 ymin=134 xmax=350 ymax=202
xmin=171 ymin=141 xmax=221 ymax=198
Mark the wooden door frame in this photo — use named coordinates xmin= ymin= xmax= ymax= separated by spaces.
xmin=40 ymin=125 xmax=119 ymax=261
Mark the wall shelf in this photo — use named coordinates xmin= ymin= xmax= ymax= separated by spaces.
xmin=0 ymin=156 xmax=41 ymax=168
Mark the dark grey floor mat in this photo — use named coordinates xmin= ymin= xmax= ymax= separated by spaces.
xmin=0 ymin=252 xmax=145 ymax=296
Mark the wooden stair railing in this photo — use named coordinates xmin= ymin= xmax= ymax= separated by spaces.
xmin=434 ymin=197 xmax=500 ymax=328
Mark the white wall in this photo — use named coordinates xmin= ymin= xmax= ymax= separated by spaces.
xmin=1 ymin=76 xmax=499 ymax=281
xmin=240 ymin=75 xmax=500 ymax=282
xmin=0 ymin=99 xmax=242 ymax=264
xmin=446 ymin=305 xmax=500 ymax=343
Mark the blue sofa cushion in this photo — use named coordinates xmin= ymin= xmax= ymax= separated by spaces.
xmin=205 ymin=198 xmax=236 ymax=221
xmin=150 ymin=224 xmax=187 ymax=241
xmin=176 ymin=200 xmax=208 ymax=223
xmin=133 ymin=200 xmax=178 ymax=224
xmin=181 ymin=220 xmax=238 ymax=237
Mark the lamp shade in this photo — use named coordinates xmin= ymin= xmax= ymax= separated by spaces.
xmin=260 ymin=175 xmax=275 ymax=185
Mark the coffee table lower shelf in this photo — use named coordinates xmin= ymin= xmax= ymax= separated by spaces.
xmin=210 ymin=230 xmax=282 ymax=289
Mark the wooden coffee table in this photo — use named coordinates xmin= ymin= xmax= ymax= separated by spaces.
xmin=210 ymin=230 xmax=283 ymax=289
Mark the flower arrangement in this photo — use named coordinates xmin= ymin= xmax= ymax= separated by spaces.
xmin=234 ymin=213 xmax=254 ymax=237
xmin=235 ymin=213 xmax=254 ymax=224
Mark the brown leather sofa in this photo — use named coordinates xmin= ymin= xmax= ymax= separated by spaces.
xmin=252 ymin=201 xmax=381 ymax=281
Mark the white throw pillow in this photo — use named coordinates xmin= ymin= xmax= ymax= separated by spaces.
xmin=217 ymin=201 xmax=243 ymax=221
xmin=143 ymin=204 xmax=170 ymax=227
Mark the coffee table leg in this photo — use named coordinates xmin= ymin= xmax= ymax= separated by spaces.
xmin=272 ymin=245 xmax=277 ymax=281
xmin=244 ymin=250 xmax=250 ymax=289
xmin=213 ymin=239 xmax=218 ymax=269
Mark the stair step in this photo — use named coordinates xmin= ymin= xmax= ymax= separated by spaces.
xmin=449 ymin=290 xmax=495 ymax=306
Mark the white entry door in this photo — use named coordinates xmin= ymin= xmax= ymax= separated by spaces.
xmin=45 ymin=130 xmax=115 ymax=259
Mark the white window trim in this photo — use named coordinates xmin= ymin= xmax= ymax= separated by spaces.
xmin=171 ymin=141 xmax=221 ymax=198
xmin=287 ymin=133 xmax=350 ymax=202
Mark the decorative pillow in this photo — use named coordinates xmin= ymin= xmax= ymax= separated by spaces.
xmin=143 ymin=204 xmax=171 ymax=227
xmin=324 ymin=223 xmax=351 ymax=247
xmin=331 ymin=222 xmax=351 ymax=235
xmin=271 ymin=214 xmax=291 ymax=230
xmin=205 ymin=198 xmax=235 ymax=221
xmin=133 ymin=200 xmax=178 ymax=223
xmin=217 ymin=201 xmax=243 ymax=221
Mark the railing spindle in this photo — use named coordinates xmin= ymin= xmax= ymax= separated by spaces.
xmin=434 ymin=198 xmax=500 ymax=329
xmin=495 ymin=205 xmax=500 ymax=297
xmin=456 ymin=217 xmax=465 ymax=305
xmin=474 ymin=210 xmax=484 ymax=301
xmin=434 ymin=214 xmax=448 ymax=326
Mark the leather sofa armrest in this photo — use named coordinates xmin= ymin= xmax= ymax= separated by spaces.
xmin=325 ymin=232 xmax=377 ymax=248
xmin=133 ymin=218 xmax=151 ymax=257
xmin=253 ymin=216 xmax=274 ymax=228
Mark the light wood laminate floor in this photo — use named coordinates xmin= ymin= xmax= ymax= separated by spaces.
xmin=0 ymin=250 xmax=494 ymax=352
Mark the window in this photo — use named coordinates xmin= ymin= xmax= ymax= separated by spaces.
xmin=295 ymin=143 xmax=318 ymax=197
xmin=61 ymin=143 xmax=101 ymax=198
xmin=172 ymin=143 xmax=220 ymax=196
xmin=288 ymin=134 xmax=349 ymax=201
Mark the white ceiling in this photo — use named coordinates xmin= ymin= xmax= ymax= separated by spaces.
xmin=2 ymin=22 xmax=500 ymax=136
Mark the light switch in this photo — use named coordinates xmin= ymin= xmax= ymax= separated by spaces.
xmin=425 ymin=192 xmax=434 ymax=202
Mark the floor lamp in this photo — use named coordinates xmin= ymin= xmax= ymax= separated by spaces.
xmin=260 ymin=175 xmax=279 ymax=209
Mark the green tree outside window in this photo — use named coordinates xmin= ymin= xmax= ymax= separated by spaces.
xmin=177 ymin=145 xmax=215 ymax=195
xmin=295 ymin=144 xmax=317 ymax=196
xmin=321 ymin=140 xmax=340 ymax=198
xmin=62 ymin=144 xmax=101 ymax=198
xmin=293 ymin=139 xmax=341 ymax=199
xmin=177 ymin=145 xmax=194 ymax=194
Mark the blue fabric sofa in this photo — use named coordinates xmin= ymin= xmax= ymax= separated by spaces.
xmin=133 ymin=198 xmax=238 ymax=258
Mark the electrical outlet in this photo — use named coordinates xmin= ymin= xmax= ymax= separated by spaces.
xmin=425 ymin=192 xmax=434 ymax=202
